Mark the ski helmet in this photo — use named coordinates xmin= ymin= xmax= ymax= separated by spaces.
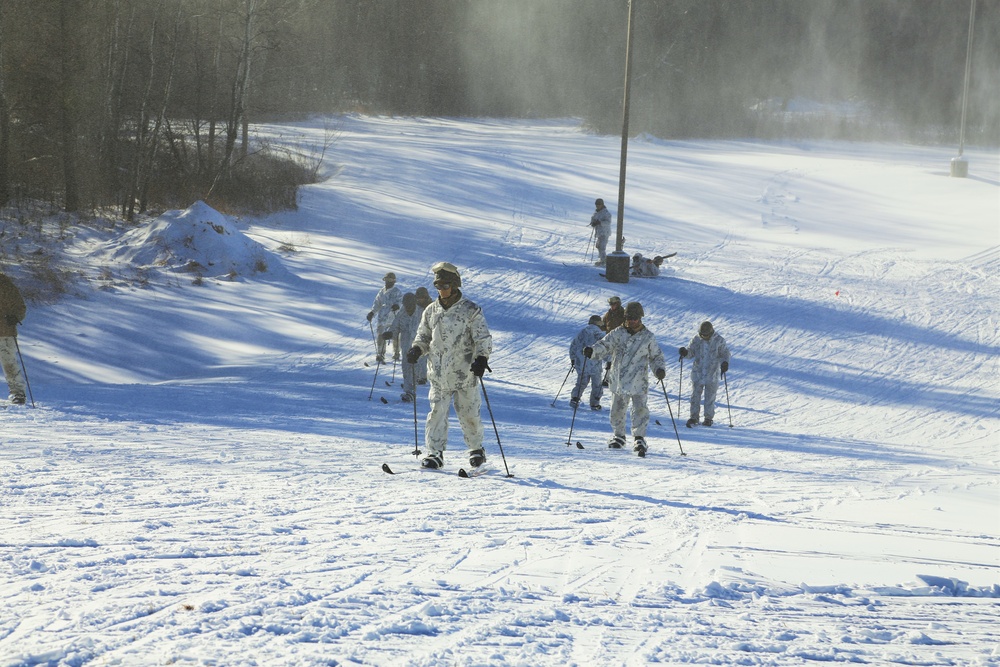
xmin=431 ymin=261 xmax=461 ymax=288
xmin=624 ymin=302 xmax=644 ymax=320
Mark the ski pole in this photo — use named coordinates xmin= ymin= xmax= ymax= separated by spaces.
xmin=565 ymin=400 xmax=580 ymax=447
xmin=368 ymin=319 xmax=378 ymax=350
xmin=13 ymin=336 xmax=35 ymax=408
xmin=585 ymin=226 xmax=595 ymax=262
xmin=657 ymin=378 xmax=686 ymax=456
xmin=723 ymin=370 xmax=733 ymax=428
xmin=410 ymin=363 xmax=421 ymax=456
xmin=367 ymin=357 xmax=382 ymax=401
xmin=550 ymin=365 xmax=573 ymax=407
xmin=678 ymin=356 xmax=684 ymax=407
xmin=479 ymin=374 xmax=513 ymax=478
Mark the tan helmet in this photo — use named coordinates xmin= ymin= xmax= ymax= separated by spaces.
xmin=624 ymin=302 xmax=644 ymax=319
xmin=608 ymin=296 xmax=621 ymax=305
xmin=383 ymin=272 xmax=396 ymax=283
xmin=431 ymin=261 xmax=461 ymax=288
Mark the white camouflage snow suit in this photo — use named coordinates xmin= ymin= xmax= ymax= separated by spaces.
xmin=685 ymin=331 xmax=731 ymax=422
xmin=412 ymin=291 xmax=492 ymax=459
xmin=371 ymin=284 xmax=403 ymax=360
xmin=589 ymin=325 xmax=666 ymax=441
xmin=591 ymin=205 xmax=613 ymax=264
xmin=389 ymin=295 xmax=424 ymax=400
xmin=569 ymin=322 xmax=605 ymax=408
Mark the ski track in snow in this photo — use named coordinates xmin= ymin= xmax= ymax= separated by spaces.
xmin=2 ymin=116 xmax=998 ymax=666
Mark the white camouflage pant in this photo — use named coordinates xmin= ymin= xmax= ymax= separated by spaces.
xmin=595 ymin=232 xmax=610 ymax=262
xmin=610 ymin=392 xmax=649 ymax=439
xmin=424 ymin=383 xmax=484 ymax=456
xmin=0 ymin=337 xmax=26 ymax=399
xmin=689 ymin=380 xmax=719 ymax=421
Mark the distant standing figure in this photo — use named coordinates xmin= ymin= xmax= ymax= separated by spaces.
xmin=569 ymin=315 xmax=606 ymax=410
xmin=585 ymin=301 xmax=666 ymax=457
xmin=590 ymin=198 xmax=613 ymax=266
xmin=367 ymin=272 xmax=403 ymax=363
xmin=407 ymin=262 xmax=493 ymax=470
xmin=388 ymin=292 xmax=424 ymax=402
xmin=0 ymin=273 xmax=27 ymax=405
xmin=680 ymin=321 xmax=731 ymax=427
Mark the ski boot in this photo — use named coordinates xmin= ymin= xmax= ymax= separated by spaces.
xmin=608 ymin=435 xmax=626 ymax=449
xmin=468 ymin=448 xmax=486 ymax=468
xmin=421 ymin=452 xmax=443 ymax=469
xmin=685 ymin=418 xmax=698 ymax=428
xmin=702 ymin=418 xmax=713 ymax=427
xmin=633 ymin=436 xmax=648 ymax=458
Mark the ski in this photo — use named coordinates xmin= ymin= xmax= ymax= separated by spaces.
xmin=382 ymin=463 xmax=419 ymax=475
xmin=458 ymin=466 xmax=488 ymax=478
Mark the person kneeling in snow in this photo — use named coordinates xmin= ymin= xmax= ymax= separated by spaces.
xmin=407 ymin=262 xmax=492 ymax=470
xmin=680 ymin=321 xmax=730 ymax=427
xmin=585 ymin=301 xmax=666 ymax=457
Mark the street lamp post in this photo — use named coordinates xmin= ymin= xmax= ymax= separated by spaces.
xmin=951 ymin=0 xmax=976 ymax=178
xmin=605 ymin=0 xmax=636 ymax=284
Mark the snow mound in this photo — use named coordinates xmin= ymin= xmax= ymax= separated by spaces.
xmin=106 ymin=201 xmax=283 ymax=279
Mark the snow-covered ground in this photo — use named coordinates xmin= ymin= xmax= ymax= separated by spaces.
xmin=2 ymin=116 xmax=998 ymax=666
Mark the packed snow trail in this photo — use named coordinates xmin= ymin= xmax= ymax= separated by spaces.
xmin=2 ymin=117 xmax=997 ymax=666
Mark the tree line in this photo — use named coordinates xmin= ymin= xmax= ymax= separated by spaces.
xmin=0 ymin=0 xmax=996 ymax=215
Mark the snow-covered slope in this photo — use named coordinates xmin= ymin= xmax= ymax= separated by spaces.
xmin=1 ymin=116 xmax=998 ymax=666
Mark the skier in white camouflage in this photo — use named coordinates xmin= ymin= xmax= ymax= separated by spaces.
xmin=387 ymin=292 xmax=424 ymax=402
xmin=413 ymin=286 xmax=432 ymax=384
xmin=590 ymin=198 xmax=613 ymax=266
xmin=680 ymin=321 xmax=730 ymax=427
xmin=367 ymin=272 xmax=403 ymax=363
xmin=407 ymin=262 xmax=492 ymax=470
xmin=569 ymin=315 xmax=605 ymax=410
xmin=584 ymin=301 xmax=666 ymax=457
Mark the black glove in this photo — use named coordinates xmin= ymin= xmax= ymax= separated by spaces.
xmin=366 ymin=311 xmax=375 ymax=322
xmin=381 ymin=331 xmax=393 ymax=340
xmin=570 ymin=359 xmax=576 ymax=370
xmin=470 ymin=356 xmax=490 ymax=377
xmin=654 ymin=368 xmax=666 ymax=380
xmin=583 ymin=347 xmax=593 ymax=358
xmin=721 ymin=361 xmax=729 ymax=374
xmin=678 ymin=347 xmax=688 ymax=358
xmin=391 ymin=304 xmax=399 ymax=312
xmin=406 ymin=346 xmax=422 ymax=364
xmin=4 ymin=314 xmax=19 ymax=327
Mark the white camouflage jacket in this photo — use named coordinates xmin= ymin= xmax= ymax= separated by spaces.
xmin=569 ymin=323 xmax=605 ymax=376
xmin=591 ymin=207 xmax=612 ymax=237
xmin=413 ymin=292 xmax=492 ymax=393
xmin=389 ymin=305 xmax=425 ymax=354
xmin=589 ymin=325 xmax=666 ymax=395
xmin=685 ymin=332 xmax=731 ymax=385
xmin=371 ymin=285 xmax=403 ymax=329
